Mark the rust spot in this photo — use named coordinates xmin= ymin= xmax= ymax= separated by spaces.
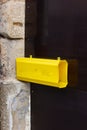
xmin=13 ymin=22 xmax=23 ymax=27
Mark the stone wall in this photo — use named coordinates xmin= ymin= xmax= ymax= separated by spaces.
xmin=0 ymin=0 xmax=30 ymax=130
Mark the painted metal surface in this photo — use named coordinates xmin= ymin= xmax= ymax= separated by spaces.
xmin=16 ymin=56 xmax=68 ymax=88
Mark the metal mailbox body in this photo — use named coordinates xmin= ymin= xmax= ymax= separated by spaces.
xmin=16 ymin=57 xmax=68 ymax=88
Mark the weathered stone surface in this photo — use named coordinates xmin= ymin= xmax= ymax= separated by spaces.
xmin=0 ymin=0 xmax=8 ymax=4
xmin=0 ymin=82 xmax=30 ymax=130
xmin=0 ymin=0 xmax=25 ymax=5
xmin=0 ymin=38 xmax=24 ymax=79
xmin=0 ymin=1 xmax=30 ymax=130
xmin=0 ymin=1 xmax=25 ymax=38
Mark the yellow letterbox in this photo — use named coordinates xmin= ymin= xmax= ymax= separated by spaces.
xmin=16 ymin=56 xmax=68 ymax=88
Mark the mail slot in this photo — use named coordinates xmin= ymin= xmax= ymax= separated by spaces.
xmin=16 ymin=56 xmax=68 ymax=88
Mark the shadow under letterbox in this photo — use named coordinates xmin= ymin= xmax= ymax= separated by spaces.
xmin=67 ymin=59 xmax=78 ymax=88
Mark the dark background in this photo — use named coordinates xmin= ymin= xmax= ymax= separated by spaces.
xmin=26 ymin=0 xmax=87 ymax=130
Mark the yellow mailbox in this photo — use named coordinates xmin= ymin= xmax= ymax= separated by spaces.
xmin=16 ymin=56 xmax=68 ymax=88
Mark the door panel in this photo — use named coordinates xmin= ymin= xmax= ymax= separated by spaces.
xmin=29 ymin=0 xmax=87 ymax=130
xmin=31 ymin=85 xmax=87 ymax=130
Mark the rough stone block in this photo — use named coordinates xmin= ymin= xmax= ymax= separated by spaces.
xmin=0 ymin=1 xmax=25 ymax=38
xmin=0 ymin=0 xmax=25 ymax=5
xmin=0 ymin=0 xmax=8 ymax=4
xmin=0 ymin=38 xmax=24 ymax=79
xmin=0 ymin=81 xmax=30 ymax=130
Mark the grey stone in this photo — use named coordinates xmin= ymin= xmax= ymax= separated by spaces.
xmin=0 ymin=38 xmax=24 ymax=79
xmin=0 ymin=1 xmax=25 ymax=38
xmin=0 ymin=81 xmax=30 ymax=130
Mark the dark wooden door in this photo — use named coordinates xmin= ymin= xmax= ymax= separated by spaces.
xmin=26 ymin=0 xmax=87 ymax=130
